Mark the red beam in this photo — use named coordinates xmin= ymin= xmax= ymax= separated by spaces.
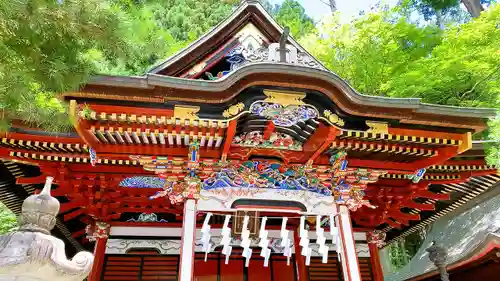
xmin=110 ymin=207 xmax=182 ymax=214
xmin=74 ymin=119 xmax=100 ymax=148
xmin=64 ymin=208 xmax=85 ymax=221
xmin=303 ymin=123 xmax=332 ymax=152
xmin=442 ymin=159 xmax=487 ymax=166
xmin=221 ymin=119 xmax=237 ymax=161
xmin=60 ymin=200 xmax=84 ymax=213
xmin=389 ymin=211 xmax=420 ymax=222
xmin=65 ymin=164 xmax=149 ymax=174
xmin=228 ymin=147 xmax=304 ymax=163
xmin=401 ymin=200 xmax=435 ymax=211
xmin=387 ymin=128 xmax=465 ymax=141
xmin=386 ymin=219 xmax=402 ymax=229
xmin=407 ymin=146 xmax=459 ymax=170
xmin=6 ymin=132 xmax=84 ymax=144
xmin=262 ymin=121 xmax=276 ymax=140
xmin=71 ymin=228 xmax=86 ymax=238
xmin=88 ymin=104 xmax=175 ymax=117
xmin=307 ymin=127 xmax=341 ymax=164
xmin=16 ymin=175 xmax=47 ymax=185
xmin=413 ymin=190 xmax=450 ymax=200
xmin=93 ymin=144 xmax=221 ymax=158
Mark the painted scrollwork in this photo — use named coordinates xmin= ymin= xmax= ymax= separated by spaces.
xmin=106 ymin=239 xmax=181 ymax=255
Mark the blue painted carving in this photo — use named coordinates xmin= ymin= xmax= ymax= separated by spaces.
xmin=119 ymin=176 xmax=165 ymax=188
xmin=203 ymin=161 xmax=332 ymax=196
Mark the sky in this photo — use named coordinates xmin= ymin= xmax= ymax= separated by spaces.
xmin=269 ymin=0 xmax=399 ymax=21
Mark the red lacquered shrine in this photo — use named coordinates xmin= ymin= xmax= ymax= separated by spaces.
xmin=0 ymin=1 xmax=499 ymax=281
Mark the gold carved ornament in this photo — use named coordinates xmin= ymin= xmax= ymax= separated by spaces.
xmin=263 ymin=90 xmax=306 ymax=106
xmin=323 ymin=110 xmax=345 ymax=127
xmin=223 ymin=103 xmax=245 ymax=118
xmin=174 ymin=105 xmax=200 ymax=120
xmin=366 ymin=121 xmax=389 ymax=135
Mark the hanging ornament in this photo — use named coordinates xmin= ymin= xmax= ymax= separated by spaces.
xmin=89 ymin=148 xmax=97 ymax=167
xmin=201 ymin=213 xmax=213 ymax=261
xmin=280 ymin=217 xmax=292 ymax=265
xmin=316 ymin=215 xmax=329 ymax=263
xmin=241 ymin=215 xmax=252 ymax=267
xmin=330 ymin=214 xmax=342 ymax=262
xmin=329 ymin=215 xmax=338 ymax=238
xmin=299 ymin=216 xmax=310 ymax=264
xmin=299 ymin=216 xmax=309 ymax=256
xmin=259 ymin=217 xmax=271 ymax=267
xmin=221 ymin=215 xmax=232 ymax=264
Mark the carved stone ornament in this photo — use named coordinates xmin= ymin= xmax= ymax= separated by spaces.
xmin=231 ymin=43 xmax=325 ymax=71
xmin=0 ymin=177 xmax=94 ymax=281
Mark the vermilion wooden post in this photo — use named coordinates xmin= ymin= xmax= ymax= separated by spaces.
xmin=88 ymin=237 xmax=108 ymax=281
xmin=179 ymin=199 xmax=197 ymax=281
xmin=336 ymin=205 xmax=362 ymax=281
xmin=293 ymin=229 xmax=308 ymax=281
xmin=368 ymin=242 xmax=384 ymax=281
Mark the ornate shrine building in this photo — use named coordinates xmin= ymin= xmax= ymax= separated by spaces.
xmin=0 ymin=1 xmax=498 ymax=281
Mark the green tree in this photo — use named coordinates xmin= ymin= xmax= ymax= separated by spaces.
xmin=486 ymin=113 xmax=500 ymax=170
xmin=386 ymin=5 xmax=500 ymax=108
xmin=273 ymin=0 xmax=317 ymax=39
xmin=262 ymin=0 xmax=317 ymax=39
xmin=0 ymin=202 xmax=17 ymax=234
xmin=0 ymin=0 xmax=133 ymax=131
xmin=142 ymin=0 xmax=234 ymax=42
xmin=301 ymin=11 xmax=442 ymax=96
xmin=302 ymin=5 xmax=500 ymax=163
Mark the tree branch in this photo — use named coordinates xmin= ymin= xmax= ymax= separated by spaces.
xmin=319 ymin=0 xmax=331 ymax=8
xmin=460 ymin=66 xmax=500 ymax=99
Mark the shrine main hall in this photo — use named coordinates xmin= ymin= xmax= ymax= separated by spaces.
xmin=0 ymin=1 xmax=498 ymax=281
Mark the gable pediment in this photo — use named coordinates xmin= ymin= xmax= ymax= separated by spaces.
xmin=148 ymin=1 xmax=326 ymax=78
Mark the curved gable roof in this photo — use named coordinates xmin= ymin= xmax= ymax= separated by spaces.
xmin=147 ymin=0 xmax=326 ymax=76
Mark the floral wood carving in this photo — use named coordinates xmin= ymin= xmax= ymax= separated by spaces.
xmin=232 ymin=131 xmax=302 ymax=151
xmin=250 ymin=102 xmax=318 ymax=127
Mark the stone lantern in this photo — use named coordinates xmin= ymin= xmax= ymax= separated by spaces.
xmin=0 ymin=176 xmax=94 ymax=281
xmin=426 ymin=241 xmax=449 ymax=281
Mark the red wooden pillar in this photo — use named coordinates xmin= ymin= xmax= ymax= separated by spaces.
xmin=336 ymin=205 xmax=362 ymax=281
xmin=368 ymin=242 xmax=384 ymax=281
xmin=294 ymin=229 xmax=308 ymax=281
xmin=88 ymin=237 xmax=108 ymax=281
